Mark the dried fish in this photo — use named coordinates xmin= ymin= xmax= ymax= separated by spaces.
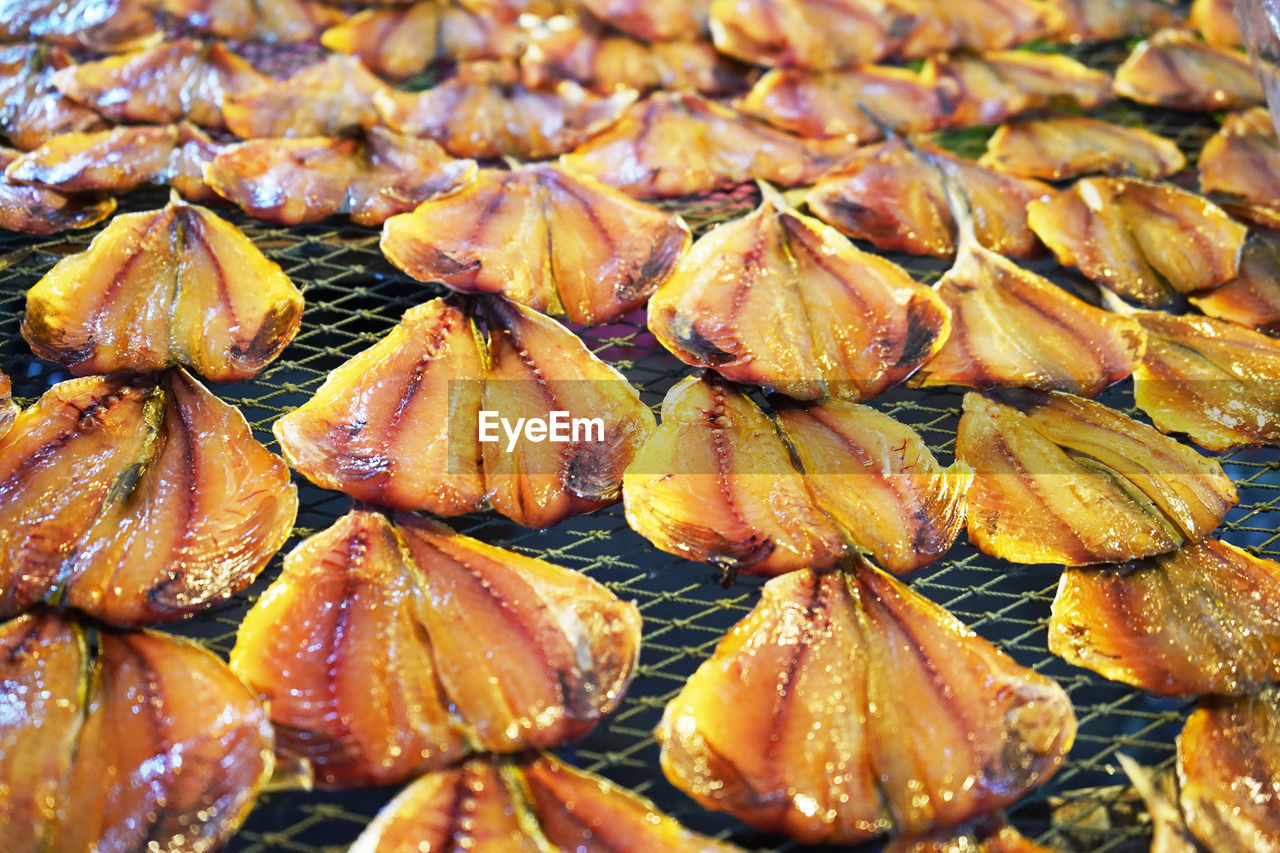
xmin=52 ymin=39 xmax=269 ymax=130
xmin=885 ymin=817 xmax=1058 ymax=853
xmin=582 ymin=0 xmax=711 ymax=41
xmin=230 ymin=508 xmax=641 ymax=787
xmin=380 ymin=162 xmax=689 ymax=324
xmin=774 ymin=398 xmax=971 ymax=574
xmin=0 ymin=611 xmax=274 ymax=853
xmin=925 ymin=50 xmax=1113 ymax=129
xmin=1050 ymin=0 xmax=1182 ymax=44
xmin=0 ymin=370 xmax=297 ymax=625
xmin=658 ymin=564 xmax=1076 ymax=843
xmin=958 ymin=388 xmax=1236 ymax=565
xmin=206 ymin=127 xmax=475 ymax=226
xmin=898 ymin=0 xmax=1064 ymax=58
xmin=806 ymin=138 xmax=1052 ymax=259
xmin=1026 ymin=176 xmax=1247 ymax=306
xmin=0 ymin=370 xmax=13 ymax=440
xmin=5 ymin=122 xmax=220 ymax=202
xmin=1190 ymin=230 xmax=1280 ymax=334
xmin=0 ymin=146 xmax=114 ymax=234
xmin=622 ymin=374 xmax=848 ymax=576
xmin=0 ymin=44 xmax=106 ymax=151
xmin=1199 ymin=108 xmax=1280 ymax=209
xmin=1178 ymin=690 xmax=1280 ymax=852
xmin=321 ymin=1 xmax=527 ymax=80
xmin=709 ymin=0 xmax=916 ymax=70
xmin=224 ymin=54 xmax=388 ymax=139
xmin=1051 ymin=539 xmax=1280 ymax=696
xmin=23 ymin=196 xmax=304 ymax=381
xmin=980 ymin=116 xmax=1185 ymax=180
xmin=160 ymin=0 xmax=331 ymax=43
xmin=648 ymin=185 xmax=950 ymax=399
xmin=735 ymin=65 xmax=949 ymax=140
xmin=561 ymin=91 xmax=857 ymax=198
xmin=0 ymin=0 xmax=158 ymax=51
xmin=377 ymin=61 xmax=635 ymax=161
xmin=1114 ymin=28 xmax=1264 ymax=111
xmin=1190 ymin=0 xmax=1242 ymax=47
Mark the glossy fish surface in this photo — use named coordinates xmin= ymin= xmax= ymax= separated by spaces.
xmin=980 ymin=116 xmax=1184 ymax=180
xmin=223 ymin=54 xmax=389 ymax=139
xmin=1114 ymin=28 xmax=1264 ymax=111
xmin=0 ymin=146 xmax=114 ymax=234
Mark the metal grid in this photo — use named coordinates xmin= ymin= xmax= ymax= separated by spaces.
xmin=1 ymin=43 xmax=1277 ymax=853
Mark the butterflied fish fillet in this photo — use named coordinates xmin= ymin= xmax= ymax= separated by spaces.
xmin=773 ymin=398 xmax=970 ymax=573
xmin=1118 ymin=755 xmax=1203 ymax=853
xmin=224 ymin=54 xmax=388 ymax=139
xmin=1026 ymin=176 xmax=1247 ymax=306
xmin=649 ymin=185 xmax=950 ymax=400
xmin=1131 ymin=309 xmax=1280 ymax=450
xmin=658 ymin=564 xmax=1076 ymax=843
xmin=958 ymin=388 xmax=1236 ymax=565
xmin=1199 ymin=108 xmax=1280 ymax=209
xmin=1191 ymin=0 xmax=1242 ymax=47
xmin=560 ymin=91 xmax=857 ymax=198
xmin=806 ymin=138 xmax=1052 ymax=259
xmin=1114 ymin=28 xmax=1264 ymax=111
xmin=351 ymin=752 xmax=741 ymax=852
xmin=1178 ymin=689 xmax=1280 ymax=852
xmin=0 ymin=370 xmax=297 ymax=625
xmin=1050 ymin=0 xmax=1182 ymax=44
xmin=457 ymin=0 xmax=570 ymax=19
xmin=230 ymin=509 xmax=641 ymax=787
xmin=898 ymin=0 xmax=1064 ymax=58
xmin=980 ymin=116 xmax=1184 ymax=180
xmin=0 ymin=44 xmax=106 ymax=151
xmin=480 ymin=299 xmax=657 ymax=528
xmin=23 ymin=196 xmax=303 ymax=381
xmin=910 ymin=196 xmax=1142 ymax=395
xmin=885 ymin=817 xmax=1057 ymax=853
xmin=0 ymin=0 xmax=157 ymax=50
xmin=1190 ymin=230 xmax=1280 ymax=334
xmin=206 ymin=127 xmax=475 ymax=226
xmin=160 ymin=0 xmax=330 ymax=43
xmin=520 ymin=16 xmax=747 ymax=96
xmin=5 ymin=122 xmax=220 ymax=202
xmin=925 ymin=50 xmax=1113 ymax=129
xmin=0 ymin=146 xmax=114 ymax=234
xmin=378 ymin=60 xmax=634 ymax=161
xmin=622 ymin=374 xmax=847 ymax=576
xmin=0 ymin=612 xmax=274 ymax=853
xmin=1051 ymin=539 xmax=1280 ymax=696
xmin=51 ymin=39 xmax=269 ymax=129
xmin=274 ymin=297 xmax=488 ymax=516
xmin=321 ymin=2 xmax=526 ymax=80
xmin=581 ymin=0 xmax=710 ymax=41
xmin=380 ymin=162 xmax=689 ymax=324
xmin=708 ymin=0 xmax=917 ymax=70
xmin=735 ymin=65 xmax=949 ymax=140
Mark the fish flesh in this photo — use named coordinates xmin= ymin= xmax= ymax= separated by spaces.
xmin=980 ymin=116 xmax=1184 ymax=180
xmin=1114 ymin=28 xmax=1264 ymax=111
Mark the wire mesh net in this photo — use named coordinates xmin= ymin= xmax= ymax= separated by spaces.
xmin=0 ymin=31 xmax=1275 ymax=853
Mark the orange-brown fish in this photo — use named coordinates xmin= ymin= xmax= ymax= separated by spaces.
xmin=1050 ymin=0 xmax=1182 ymax=44
xmin=1114 ymin=27 xmax=1264 ymax=111
xmin=160 ymin=0 xmax=332 ymax=43
xmin=560 ymin=91 xmax=857 ymax=198
xmin=1190 ymin=230 xmax=1280 ymax=335
xmin=735 ymin=64 xmax=949 ymax=140
xmin=648 ymin=185 xmax=950 ymax=399
xmin=0 ymin=0 xmax=158 ymax=51
xmin=1199 ymin=108 xmax=1280 ymax=210
xmin=0 ymin=146 xmax=114 ymax=234
xmin=581 ymin=0 xmax=711 ymax=41
xmin=623 ymin=374 xmax=848 ymax=576
xmin=0 ymin=370 xmax=297 ymax=625
xmin=52 ymin=39 xmax=270 ymax=129
xmin=1051 ymin=539 xmax=1280 ymax=696
xmin=1026 ymin=176 xmax=1247 ymax=306
xmin=658 ymin=564 xmax=1076 ymax=844
xmin=958 ymin=388 xmax=1236 ymax=565
xmin=897 ymin=0 xmax=1064 ymax=58
xmin=0 ymin=611 xmax=274 ymax=853
xmin=230 ymin=508 xmax=641 ymax=787
xmin=5 ymin=122 xmax=220 ymax=202
xmin=1178 ymin=690 xmax=1280 ymax=851
xmin=1190 ymin=0 xmax=1242 ymax=47
xmin=0 ymin=44 xmax=107 ymax=151
xmin=980 ymin=116 xmax=1185 ymax=180
xmin=457 ymin=0 xmax=571 ymax=19
xmin=223 ymin=54 xmax=389 ymax=139
xmin=23 ymin=196 xmax=303 ymax=381
xmin=381 ymin=162 xmax=689 ymax=324
xmin=350 ymin=752 xmax=741 ymax=853
xmin=321 ymin=1 xmax=527 ymax=80
xmin=773 ymin=398 xmax=971 ymax=574
xmin=885 ymin=817 xmax=1059 ymax=853
xmin=377 ymin=60 xmax=635 ymax=161
xmin=806 ymin=138 xmax=1053 ymax=259
xmin=926 ymin=50 xmax=1113 ymax=129
xmin=0 ymin=370 xmax=13 ymax=440
xmin=206 ymin=127 xmax=475 ymax=226
xmin=709 ymin=0 xmax=916 ymax=69
xmin=1131 ymin=309 xmax=1280 ymax=450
